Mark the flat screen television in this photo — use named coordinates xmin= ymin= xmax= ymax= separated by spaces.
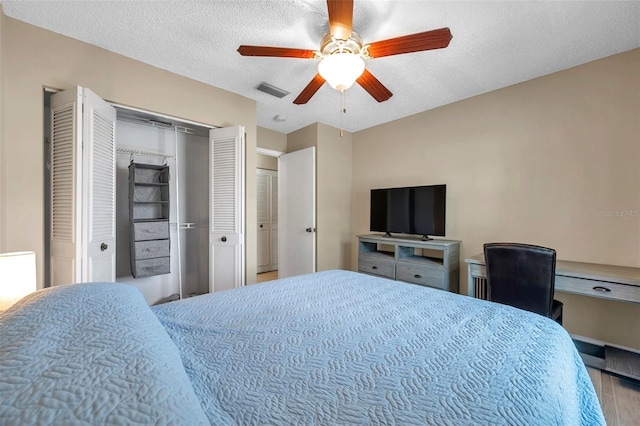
xmin=370 ymin=184 xmax=446 ymax=240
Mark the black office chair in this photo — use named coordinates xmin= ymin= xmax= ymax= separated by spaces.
xmin=483 ymin=243 xmax=563 ymax=325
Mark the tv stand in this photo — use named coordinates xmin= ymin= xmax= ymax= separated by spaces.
xmin=421 ymin=235 xmax=432 ymax=241
xmin=358 ymin=234 xmax=460 ymax=292
xmin=385 ymin=232 xmax=393 ymax=237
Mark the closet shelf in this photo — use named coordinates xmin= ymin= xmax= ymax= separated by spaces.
xmin=133 ymin=163 xmax=170 ymax=171
xmin=129 ymin=162 xmax=171 ymax=278
xmin=133 ymin=201 xmax=169 ymax=205
xmin=133 ymin=182 xmax=169 ymax=187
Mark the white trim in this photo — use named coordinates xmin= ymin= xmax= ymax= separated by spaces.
xmin=173 ymin=128 xmax=184 ymax=300
xmin=570 ymin=333 xmax=640 ymax=355
xmin=110 ymin=102 xmax=217 ymax=130
xmin=257 ymin=147 xmax=284 ymax=157
xmin=116 ymin=146 xmax=175 ymax=159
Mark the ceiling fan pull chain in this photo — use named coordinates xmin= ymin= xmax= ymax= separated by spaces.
xmin=340 ymin=90 xmax=345 ymax=137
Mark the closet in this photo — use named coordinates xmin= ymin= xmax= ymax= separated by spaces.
xmin=47 ymin=86 xmax=245 ymax=304
xmin=256 ymin=169 xmax=278 ymax=273
xmin=114 ymin=114 xmax=210 ymax=302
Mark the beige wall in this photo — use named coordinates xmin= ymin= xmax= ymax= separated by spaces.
xmin=352 ymin=49 xmax=640 ymax=349
xmin=256 ymin=154 xmax=278 ymax=171
xmin=287 ymin=123 xmax=353 ymax=270
xmin=316 ymin=123 xmax=352 ymax=270
xmin=287 ymin=123 xmax=317 ymax=152
xmin=0 ymin=6 xmax=5 ymax=248
xmin=256 ymin=126 xmax=287 ymax=170
xmin=257 ymin=126 xmax=287 ymax=153
xmin=0 ymin=15 xmax=258 ymax=288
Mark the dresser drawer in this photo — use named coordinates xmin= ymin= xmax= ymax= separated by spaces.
xmin=556 ymin=275 xmax=640 ymax=304
xmin=133 ymin=240 xmax=170 ymax=260
xmin=396 ymin=262 xmax=443 ymax=289
xmin=358 ymin=257 xmax=395 ymax=279
xmin=132 ymin=257 xmax=170 ymax=278
xmin=133 ymin=221 xmax=169 ymax=241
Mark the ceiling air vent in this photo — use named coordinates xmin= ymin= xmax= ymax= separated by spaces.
xmin=256 ymin=82 xmax=289 ymax=98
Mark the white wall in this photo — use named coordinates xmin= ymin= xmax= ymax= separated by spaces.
xmin=112 ymin=120 xmax=209 ymax=304
xmin=114 ymin=121 xmax=179 ymax=304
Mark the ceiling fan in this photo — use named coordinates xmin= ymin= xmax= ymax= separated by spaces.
xmin=237 ymin=0 xmax=452 ymax=105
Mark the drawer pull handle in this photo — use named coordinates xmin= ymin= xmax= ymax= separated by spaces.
xmin=414 ymin=274 xmax=422 ymax=279
xmin=372 ymin=266 xmax=378 ymax=270
xmin=593 ymin=286 xmax=611 ymax=293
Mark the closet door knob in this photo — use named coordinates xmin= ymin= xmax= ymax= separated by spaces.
xmin=260 ymin=224 xmax=263 ymax=228
xmin=221 ymin=236 xmax=227 ymax=242
xmin=100 ymin=243 xmax=108 ymax=252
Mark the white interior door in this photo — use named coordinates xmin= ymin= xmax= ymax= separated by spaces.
xmin=256 ymin=170 xmax=270 ymax=272
xmin=278 ymin=147 xmax=315 ymax=278
xmin=50 ymin=86 xmax=116 ymax=285
xmin=257 ymin=168 xmax=278 ymax=274
xmin=270 ymin=173 xmax=278 ymax=269
xmin=209 ymin=126 xmax=245 ymax=292
xmin=82 ymin=88 xmax=116 ymax=282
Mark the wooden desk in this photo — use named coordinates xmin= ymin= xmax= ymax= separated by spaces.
xmin=465 ymin=254 xmax=640 ymax=304
xmin=465 ymin=254 xmax=640 ymax=380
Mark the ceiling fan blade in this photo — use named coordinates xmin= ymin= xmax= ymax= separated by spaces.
xmin=367 ymin=28 xmax=452 ymax=58
xmin=327 ymin=0 xmax=353 ymax=40
xmin=237 ymin=45 xmax=316 ymax=59
xmin=293 ymin=74 xmax=326 ymax=104
xmin=356 ymin=69 xmax=393 ymax=102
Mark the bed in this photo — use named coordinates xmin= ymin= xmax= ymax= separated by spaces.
xmin=1 ymin=270 xmax=604 ymax=425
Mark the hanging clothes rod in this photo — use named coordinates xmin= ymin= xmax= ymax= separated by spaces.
xmin=116 ymin=146 xmax=175 ymax=159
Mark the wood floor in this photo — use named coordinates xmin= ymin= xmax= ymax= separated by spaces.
xmin=257 ymin=270 xmax=278 ymax=283
xmin=587 ymin=367 xmax=640 ymax=425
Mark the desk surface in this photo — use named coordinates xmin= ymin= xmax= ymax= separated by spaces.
xmin=465 ymin=254 xmax=640 ymax=288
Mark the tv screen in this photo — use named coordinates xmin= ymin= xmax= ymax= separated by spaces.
xmin=370 ymin=185 xmax=446 ymax=238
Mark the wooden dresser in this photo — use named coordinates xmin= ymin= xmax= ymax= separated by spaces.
xmin=358 ymin=234 xmax=460 ymax=292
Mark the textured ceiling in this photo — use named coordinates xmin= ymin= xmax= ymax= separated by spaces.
xmin=2 ymin=1 xmax=639 ymax=134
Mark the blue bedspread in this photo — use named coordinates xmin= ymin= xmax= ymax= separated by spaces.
xmin=0 ymin=283 xmax=210 ymax=425
xmin=153 ymin=270 xmax=604 ymax=425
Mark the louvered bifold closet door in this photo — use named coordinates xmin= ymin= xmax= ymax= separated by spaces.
xmin=209 ymin=126 xmax=245 ymax=292
xmin=50 ymin=87 xmax=116 ymax=286
xmin=50 ymin=88 xmax=83 ymax=286
xmin=82 ymin=88 xmax=117 ymax=283
xmin=256 ymin=171 xmax=270 ymax=272
xmin=270 ymin=173 xmax=278 ymax=269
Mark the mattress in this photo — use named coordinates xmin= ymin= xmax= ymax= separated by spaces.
xmin=0 ymin=282 xmax=211 ymax=425
xmin=153 ymin=270 xmax=604 ymax=425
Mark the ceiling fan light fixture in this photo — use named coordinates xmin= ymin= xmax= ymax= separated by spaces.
xmin=318 ymin=53 xmax=365 ymax=92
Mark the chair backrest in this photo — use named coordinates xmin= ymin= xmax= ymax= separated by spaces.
xmin=483 ymin=243 xmax=556 ymax=318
